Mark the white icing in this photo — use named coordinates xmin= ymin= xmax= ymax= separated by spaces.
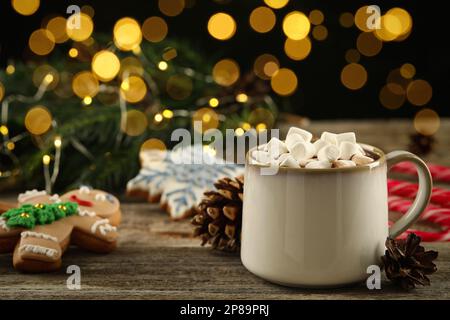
xmin=79 ymin=186 xmax=91 ymax=194
xmin=18 ymin=190 xmax=47 ymax=203
xmin=95 ymin=193 xmax=107 ymax=201
xmin=49 ymin=194 xmax=62 ymax=203
xmin=21 ymin=231 xmax=58 ymax=243
xmin=78 ymin=208 xmax=96 ymax=217
xmin=91 ymin=219 xmax=117 ymax=235
xmin=19 ymin=244 xmax=57 ymax=258
xmin=0 ymin=217 xmax=10 ymax=232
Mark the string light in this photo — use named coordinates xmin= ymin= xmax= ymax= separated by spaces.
xmin=0 ymin=125 xmax=8 ymax=136
xmin=235 ymin=128 xmax=245 ymax=136
xmin=154 ymin=113 xmax=163 ymax=123
xmin=236 ymin=93 xmax=248 ymax=103
xmin=162 ymin=109 xmax=174 ymax=119
xmin=54 ymin=136 xmax=62 ymax=148
xmin=242 ymin=122 xmax=251 ymax=131
xmin=6 ymin=65 xmax=15 ymax=75
xmin=158 ymin=61 xmax=168 ymax=70
xmin=209 ymin=98 xmax=219 ymax=107
xmin=83 ymin=96 xmax=93 ymax=105
xmin=256 ymin=123 xmax=267 ymax=132
xmin=42 ymin=155 xmax=51 ymax=165
xmin=6 ymin=142 xmax=15 ymax=151
xmin=68 ymin=48 xmax=78 ymax=58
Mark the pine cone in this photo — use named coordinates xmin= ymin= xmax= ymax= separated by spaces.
xmin=191 ymin=176 xmax=244 ymax=252
xmin=382 ymin=233 xmax=438 ymax=289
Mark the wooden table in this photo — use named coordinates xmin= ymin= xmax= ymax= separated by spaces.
xmin=0 ymin=120 xmax=449 ymax=300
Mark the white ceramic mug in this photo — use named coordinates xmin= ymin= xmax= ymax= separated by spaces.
xmin=241 ymin=144 xmax=432 ymax=287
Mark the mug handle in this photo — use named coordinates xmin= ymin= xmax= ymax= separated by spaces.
xmin=386 ymin=151 xmax=432 ymax=238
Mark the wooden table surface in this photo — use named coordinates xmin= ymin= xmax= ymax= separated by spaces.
xmin=0 ymin=120 xmax=449 ymax=300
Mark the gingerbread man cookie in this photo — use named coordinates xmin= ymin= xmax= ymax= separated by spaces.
xmin=0 ymin=187 xmax=121 ymax=273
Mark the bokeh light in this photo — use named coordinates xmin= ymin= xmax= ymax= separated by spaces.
xmin=66 ymin=13 xmax=93 ymax=42
xmin=208 ymin=13 xmax=236 ymax=40
xmin=81 ymin=5 xmax=95 ymax=18
xmin=162 ymin=47 xmax=177 ymax=61
xmin=32 ymin=64 xmax=59 ymax=90
xmin=414 ymin=109 xmax=440 ymax=136
xmin=312 ymin=25 xmax=328 ymax=41
xmin=212 ymin=59 xmax=240 ymax=86
xmin=29 ymin=29 xmax=55 ymax=56
xmin=142 ymin=16 xmax=168 ymax=43
xmin=249 ymin=6 xmax=276 ymax=33
xmin=12 ymin=0 xmax=40 ymax=16
xmin=270 ymin=68 xmax=298 ymax=96
xmin=193 ymin=108 xmax=220 ymax=132
xmin=46 ymin=16 xmax=69 ymax=43
xmin=356 ymin=32 xmax=383 ymax=57
xmin=339 ymin=12 xmax=354 ymax=28
xmin=72 ymin=71 xmax=100 ymax=98
xmin=309 ymin=10 xmax=324 ymax=25
xmin=248 ymin=107 xmax=275 ymax=129
xmin=379 ymin=84 xmax=405 ymax=109
xmin=158 ymin=61 xmax=168 ymax=70
xmin=264 ymin=0 xmax=289 ymax=9
xmin=254 ymin=54 xmax=279 ymax=80
xmin=141 ymin=138 xmax=167 ymax=152
xmin=25 ymin=106 xmax=52 ymax=135
xmin=284 ymin=37 xmax=311 ymax=61
xmin=166 ymin=74 xmax=193 ymax=100
xmin=0 ymin=82 xmax=4 ymax=101
xmin=345 ymin=49 xmax=360 ymax=63
xmin=120 ymin=57 xmax=144 ymax=78
xmin=114 ymin=17 xmax=142 ymax=51
xmin=92 ymin=50 xmax=120 ymax=82
xmin=400 ymin=63 xmax=416 ymax=79
xmin=68 ymin=48 xmax=78 ymax=58
xmin=209 ymin=98 xmax=219 ymax=107
xmin=354 ymin=6 xmax=372 ymax=32
xmin=158 ymin=0 xmax=185 ymax=17
xmin=121 ymin=110 xmax=148 ymax=136
xmin=120 ymin=76 xmax=147 ymax=103
xmin=407 ymin=79 xmax=432 ymax=106
xmin=340 ymin=63 xmax=367 ymax=90
xmin=283 ymin=11 xmax=311 ymax=40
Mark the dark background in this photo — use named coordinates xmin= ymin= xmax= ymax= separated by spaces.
xmin=1 ymin=0 xmax=448 ymax=119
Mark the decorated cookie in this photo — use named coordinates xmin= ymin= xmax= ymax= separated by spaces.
xmin=127 ymin=146 xmax=243 ymax=220
xmin=0 ymin=188 xmax=121 ymax=273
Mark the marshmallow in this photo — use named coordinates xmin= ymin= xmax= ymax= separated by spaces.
xmin=339 ymin=141 xmax=363 ymax=160
xmin=299 ymin=158 xmax=315 ymax=167
xmin=313 ymin=139 xmax=329 ymax=156
xmin=279 ymin=154 xmax=300 ymax=168
xmin=333 ymin=160 xmax=356 ymax=168
xmin=305 ymin=160 xmax=332 ymax=169
xmin=290 ymin=141 xmax=315 ymax=161
xmin=251 ymin=150 xmax=271 ymax=165
xmin=320 ymin=132 xmax=338 ymax=145
xmin=317 ymin=144 xmax=340 ymax=162
xmin=287 ymin=127 xmax=313 ymax=143
xmin=286 ymin=133 xmax=305 ymax=151
xmin=336 ymin=132 xmax=356 ymax=145
xmin=351 ymin=154 xmax=374 ymax=166
xmin=266 ymin=137 xmax=288 ymax=159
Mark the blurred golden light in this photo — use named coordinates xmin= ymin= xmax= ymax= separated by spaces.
xmin=42 ymin=155 xmax=51 ymax=165
xmin=32 ymin=64 xmax=59 ymax=90
xmin=356 ymin=32 xmax=383 ymax=57
xmin=340 ymin=63 xmax=367 ymax=90
xmin=283 ymin=11 xmax=311 ymax=40
xmin=162 ymin=109 xmax=174 ymax=118
xmin=114 ymin=17 xmax=142 ymax=51
xmin=120 ymin=57 xmax=144 ymax=78
xmin=354 ymin=6 xmax=372 ymax=32
xmin=72 ymin=71 xmax=99 ymax=98
xmin=83 ymin=96 xmax=92 ymax=105
xmin=284 ymin=37 xmax=311 ymax=61
xmin=406 ymin=80 xmax=432 ymax=106
xmin=235 ymin=128 xmax=245 ymax=136
xmin=141 ymin=138 xmax=166 ymax=152
xmin=414 ymin=109 xmax=440 ymax=136
xmin=68 ymin=48 xmax=78 ymax=58
xmin=209 ymin=98 xmax=219 ymax=107
xmin=264 ymin=0 xmax=289 ymax=9
xmin=132 ymin=46 xmax=141 ymax=55
xmin=121 ymin=110 xmax=148 ymax=136
xmin=54 ymin=136 xmax=62 ymax=148
xmin=158 ymin=61 xmax=168 ymax=70
xmin=29 ymin=29 xmax=55 ymax=56
xmin=25 ymin=106 xmax=52 ymax=135
xmin=6 ymin=65 xmax=15 ymax=75
xmin=312 ymin=25 xmax=328 ymax=41
xmin=374 ymin=13 xmax=405 ymax=42
xmin=120 ymin=76 xmax=147 ymax=103
xmin=379 ymin=84 xmax=405 ymax=110
xmin=250 ymin=6 xmax=276 ymax=33
xmin=162 ymin=48 xmax=177 ymax=61
xmin=66 ymin=13 xmax=93 ymax=42
xmin=193 ymin=108 xmax=219 ymax=132
xmin=387 ymin=68 xmax=410 ymax=91
xmin=400 ymin=63 xmax=416 ymax=79
xmin=12 ymin=0 xmax=40 ymax=16
xmin=270 ymin=68 xmax=298 ymax=96
xmin=154 ymin=113 xmax=163 ymax=122
xmin=256 ymin=123 xmax=267 ymax=132
xmin=6 ymin=142 xmax=15 ymax=151
xmin=242 ymin=122 xmax=251 ymax=131
xmin=236 ymin=93 xmax=248 ymax=103
xmin=158 ymin=0 xmax=185 ymax=17
xmin=142 ymin=16 xmax=168 ymax=43
xmin=309 ymin=10 xmax=324 ymax=25
xmin=92 ymin=50 xmax=120 ymax=82
xmin=208 ymin=13 xmax=236 ymax=41
xmin=254 ymin=54 xmax=279 ymax=80
xmin=212 ymin=59 xmax=240 ymax=86
xmin=385 ymin=7 xmax=412 ymax=40
xmin=339 ymin=12 xmax=354 ymax=28
xmin=0 ymin=83 xmax=4 ymax=102
xmin=345 ymin=49 xmax=360 ymax=63
xmin=46 ymin=16 xmax=68 ymax=43
xmin=0 ymin=125 xmax=8 ymax=136
xmin=166 ymin=75 xmax=193 ymax=100
xmin=81 ymin=5 xmax=95 ymax=18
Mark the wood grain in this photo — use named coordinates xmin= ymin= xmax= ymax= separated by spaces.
xmin=0 ymin=120 xmax=449 ymax=299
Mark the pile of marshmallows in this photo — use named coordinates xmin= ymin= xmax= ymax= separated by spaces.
xmin=250 ymin=127 xmax=375 ymax=169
